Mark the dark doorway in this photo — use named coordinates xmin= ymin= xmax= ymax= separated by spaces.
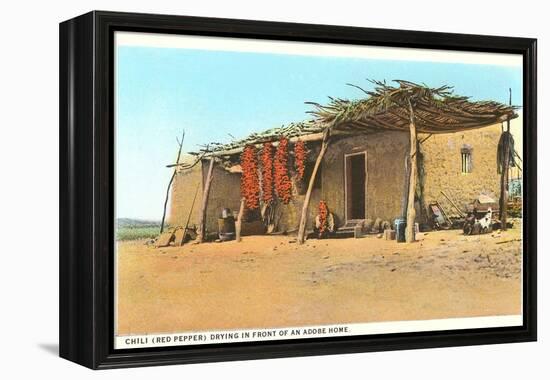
xmin=345 ymin=153 xmax=366 ymax=220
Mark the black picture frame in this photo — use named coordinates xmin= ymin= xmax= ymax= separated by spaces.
xmin=59 ymin=10 xmax=537 ymax=369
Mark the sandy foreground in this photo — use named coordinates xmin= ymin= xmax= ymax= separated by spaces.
xmin=116 ymin=226 xmax=522 ymax=335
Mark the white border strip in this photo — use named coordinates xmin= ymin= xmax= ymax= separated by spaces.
xmin=115 ymin=315 xmax=522 ymax=349
xmin=115 ymin=32 xmax=522 ymax=67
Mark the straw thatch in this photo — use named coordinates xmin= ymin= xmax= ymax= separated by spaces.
xmin=187 ymin=121 xmax=324 ymax=158
xmin=308 ymin=80 xmax=517 ymax=134
xmin=189 ymin=80 xmax=517 ymax=158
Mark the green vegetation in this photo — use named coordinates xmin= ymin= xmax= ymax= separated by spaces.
xmin=116 ymin=218 xmax=160 ymax=241
xmin=116 ymin=226 xmax=159 ymax=241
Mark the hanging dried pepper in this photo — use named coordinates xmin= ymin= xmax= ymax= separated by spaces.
xmin=274 ymin=137 xmax=292 ymax=204
xmin=294 ymin=140 xmax=307 ymax=180
xmin=240 ymin=145 xmax=260 ymax=209
xmin=318 ymin=200 xmax=328 ymax=233
xmin=261 ymin=142 xmax=274 ymax=204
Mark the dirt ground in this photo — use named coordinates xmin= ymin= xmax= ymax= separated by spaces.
xmin=115 ymin=225 xmax=522 ymax=335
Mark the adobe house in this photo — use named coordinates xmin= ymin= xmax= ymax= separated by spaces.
xmin=167 ymin=81 xmax=518 ymax=243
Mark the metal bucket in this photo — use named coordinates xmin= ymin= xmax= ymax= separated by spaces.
xmin=394 ymin=218 xmax=406 ymax=243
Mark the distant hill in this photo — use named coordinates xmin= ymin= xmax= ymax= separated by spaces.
xmin=117 ymin=218 xmax=161 ymax=228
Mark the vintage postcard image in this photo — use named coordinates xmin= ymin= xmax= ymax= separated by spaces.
xmin=114 ymin=32 xmax=523 ymax=349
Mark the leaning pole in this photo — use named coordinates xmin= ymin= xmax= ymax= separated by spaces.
xmin=405 ymin=99 xmax=417 ymax=243
xmin=297 ymin=128 xmax=331 ymax=244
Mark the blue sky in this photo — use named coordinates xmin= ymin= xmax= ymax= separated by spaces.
xmin=116 ymin=46 xmax=522 ymax=220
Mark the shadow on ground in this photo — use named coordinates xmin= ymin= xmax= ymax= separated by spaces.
xmin=38 ymin=343 xmax=58 ymax=356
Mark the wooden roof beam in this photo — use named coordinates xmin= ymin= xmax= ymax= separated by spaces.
xmin=386 ymin=109 xmax=455 ymax=133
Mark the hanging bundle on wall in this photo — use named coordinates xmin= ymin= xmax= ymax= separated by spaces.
xmin=294 ymin=140 xmax=307 ymax=180
xmin=497 ymin=131 xmax=516 ymax=174
xmin=240 ymin=145 xmax=260 ymax=209
xmin=318 ymin=200 xmax=328 ymax=234
xmin=315 ymin=200 xmax=335 ymax=239
xmin=261 ymin=142 xmax=274 ymax=204
xmin=274 ymin=137 xmax=292 ymax=204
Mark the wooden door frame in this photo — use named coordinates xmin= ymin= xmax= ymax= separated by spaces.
xmin=344 ymin=151 xmax=368 ymax=222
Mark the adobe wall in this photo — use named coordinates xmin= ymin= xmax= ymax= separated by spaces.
xmin=420 ymin=124 xmax=502 ymax=217
xmin=168 ymin=161 xmax=241 ymax=234
xmin=321 ymin=131 xmax=409 ymax=225
xmin=202 ymin=161 xmax=242 ymax=233
xmin=274 ymin=163 xmax=321 ymax=234
xmin=168 ymin=164 xmax=203 ymax=229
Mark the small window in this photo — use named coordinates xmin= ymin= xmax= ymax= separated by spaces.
xmin=461 ymin=145 xmax=473 ymax=174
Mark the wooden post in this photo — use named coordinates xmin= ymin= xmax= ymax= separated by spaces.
xmin=405 ymin=99 xmax=417 ymax=243
xmin=160 ymin=130 xmax=185 ymax=234
xmin=197 ymin=157 xmax=215 ymax=243
xmin=500 ymin=89 xmax=512 ymax=231
xmin=297 ymin=129 xmax=330 ymax=244
xmin=400 ymin=155 xmax=410 ymax=218
xmin=499 ymin=128 xmax=511 ymax=231
xmin=235 ymin=198 xmax=245 ymax=242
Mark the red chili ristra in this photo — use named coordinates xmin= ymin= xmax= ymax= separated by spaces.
xmin=294 ymin=140 xmax=306 ymax=180
xmin=240 ymin=145 xmax=260 ymax=209
xmin=274 ymin=137 xmax=292 ymax=204
xmin=318 ymin=200 xmax=328 ymax=233
xmin=261 ymin=142 xmax=274 ymax=204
